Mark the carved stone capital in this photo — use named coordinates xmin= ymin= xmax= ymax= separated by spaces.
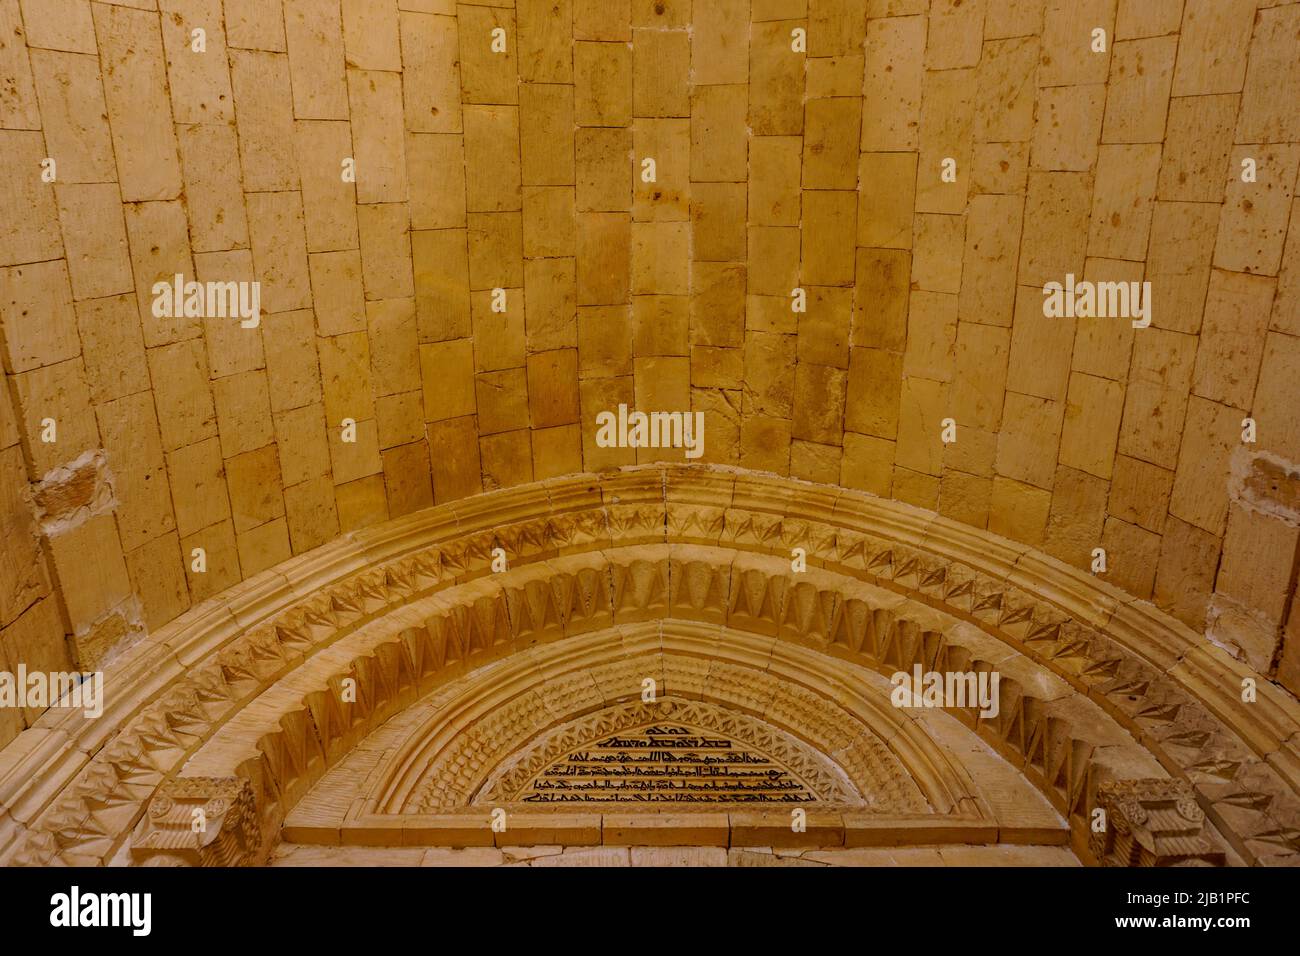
xmin=1089 ymin=779 xmax=1226 ymax=867
xmin=130 ymin=777 xmax=261 ymax=867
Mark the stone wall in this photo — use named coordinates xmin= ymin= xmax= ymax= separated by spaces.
xmin=1 ymin=0 xmax=1298 ymax=749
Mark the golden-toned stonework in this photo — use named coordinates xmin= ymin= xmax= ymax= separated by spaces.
xmin=1 ymin=466 xmax=1295 ymax=866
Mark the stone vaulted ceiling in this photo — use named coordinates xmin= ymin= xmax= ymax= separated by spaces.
xmin=0 ymin=0 xmax=1298 ymax=866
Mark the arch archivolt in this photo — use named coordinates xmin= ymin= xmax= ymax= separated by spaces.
xmin=0 ymin=466 xmax=1295 ymax=867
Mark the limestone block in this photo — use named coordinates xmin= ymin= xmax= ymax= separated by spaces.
xmin=792 ymin=364 xmax=846 ymax=445
xmin=974 ymin=36 xmax=1037 ymax=144
xmin=1253 ymin=331 xmax=1300 ymax=463
xmin=749 ymin=20 xmax=804 ymax=136
xmin=167 ymin=437 xmax=232 ymax=538
xmin=630 ymin=221 xmax=689 ymax=296
xmin=0 ymin=444 xmax=48 ymax=628
xmin=861 ymin=16 xmax=923 ymax=150
xmin=262 ymin=309 xmax=322 ymax=413
xmin=858 ymin=152 xmax=917 ymax=249
xmin=803 ymin=98 xmax=860 ymax=190
xmin=46 ymin=513 xmax=130 ymax=633
xmin=1171 ymin=0 xmax=1255 ymax=96
xmin=347 ymin=69 xmax=409 ymax=204
xmin=808 ymin=0 xmax=866 ymax=56
xmin=93 ymin=3 xmax=182 ymax=200
xmin=517 ymin=0 xmax=572 ymax=84
xmin=412 ymin=228 xmax=470 ymax=342
xmin=895 ymin=377 xmax=947 ymax=476
xmin=576 ymin=127 xmax=631 ymax=212
xmin=633 ymin=28 xmax=689 ymax=117
xmin=740 ymin=415 xmax=791 ymax=474
xmin=800 ymin=191 xmax=856 ymax=287
xmin=742 ymin=331 xmax=794 ymax=417
xmin=467 ymin=212 xmax=523 ymax=291
xmin=334 ymin=474 xmax=389 ymax=530
xmin=1038 ymin=0 xmax=1114 ymax=88
xmin=845 ymin=347 xmax=901 ymax=440
xmin=1099 ymin=516 xmax=1160 ymax=598
xmin=55 ymin=183 xmax=133 ymax=301
xmin=284 ymin=474 xmax=340 ymax=552
xmin=1108 ymin=454 xmax=1173 ymax=534
xmin=892 ymin=466 xmax=939 ymax=509
xmin=28 ymin=49 xmax=116 ymax=181
xmin=691 ymin=346 xmax=743 ymax=389
xmin=327 ymin=416 xmax=382 ymax=484
xmin=1043 ymin=464 xmax=1109 ymax=568
xmin=574 ymin=41 xmax=631 ymax=126
xmin=236 ymin=517 xmax=291 ymax=577
xmin=1272 ymin=200 xmax=1300 ymax=337
xmin=747 ymin=227 xmax=799 ymax=297
xmin=74 ymin=294 xmax=148 ymax=404
xmin=470 ymin=288 xmax=525 ymax=372
xmin=318 ymin=331 xmax=374 ymax=425
xmin=791 ymin=439 xmax=840 ymax=483
xmin=690 ymin=262 xmax=745 ymax=348
xmin=340 ymin=0 xmax=401 ymax=71
xmin=749 ymin=136 xmax=802 ymax=226
xmin=1169 ymin=396 xmax=1244 ymax=536
xmin=367 ymin=297 xmax=421 ymax=397
xmin=212 ymin=368 xmax=275 ymax=459
xmin=972 ymin=142 xmax=1029 ymax=195
xmin=945 ymin=424 xmax=997 ymax=478
xmin=1060 ymin=372 xmax=1125 ymax=480
xmin=926 ymin=0 xmax=983 ymax=68
xmin=1218 ymin=504 xmax=1299 ymax=623
xmin=1236 ymin=4 xmax=1300 ymax=144
xmin=273 ymin=403 xmax=331 ymax=486
xmin=852 ymin=249 xmax=909 ymax=349
xmin=579 ymin=375 xmax=634 ymax=468
xmin=375 ymin=390 xmax=423 ymax=450
xmin=358 ymin=204 xmax=415 ymax=299
xmin=578 ymin=305 xmax=632 ymax=377
xmin=480 ymin=428 xmax=533 ymax=488
xmin=691 ymin=84 xmax=748 ymax=182
xmin=0 ymin=131 xmax=62 ymax=264
xmin=989 ymin=475 xmax=1052 ymax=546
xmin=309 ymin=251 xmax=366 ymax=337
xmin=916 ymin=68 xmax=973 ymax=214
xmin=426 ymin=415 xmax=481 ymax=501
xmin=230 ymin=51 xmax=298 ymax=192
xmin=1069 ymin=257 xmax=1140 ymax=381
xmin=527 ymin=349 xmax=580 ymax=427
xmin=632 ymin=295 xmax=687 ymax=357
xmin=225 ymin=0 xmax=286 ymax=51
xmin=1157 ymin=95 xmax=1237 ymax=203
xmin=181 ymin=519 xmax=241 ymax=601
xmin=911 ymin=214 xmax=964 ymax=295
xmin=691 ymin=183 xmax=746 ymax=262
xmin=805 ymin=54 xmax=871 ymax=102
xmin=796 ymin=287 xmax=850 ymax=368
xmin=246 ymin=192 xmax=312 ymax=314
xmin=692 ymin=0 xmax=748 ymax=86
xmin=0 ymin=260 xmax=79 ymax=372
xmin=579 ymin=214 xmax=634 ymax=304
xmin=958 ymin=195 xmax=1022 ymax=326
xmin=226 ymin=444 xmax=286 ymax=533
xmin=1031 ymin=84 xmax=1105 ymax=171
xmin=523 ymin=187 xmax=577 ymax=257
xmin=14 ymin=358 xmax=99 ymax=473
xmin=531 ymin=423 xmax=582 ymax=479
xmin=419 ymin=340 xmax=475 ymax=421
xmin=574 ymin=0 xmax=629 ymax=40
xmin=17 ymin=0 xmax=96 ymax=55
xmin=996 ymin=391 xmax=1063 ymax=490
xmin=1153 ymin=514 xmax=1221 ymax=628
xmin=1101 ymin=37 xmax=1176 ymax=144
xmin=1115 ymin=0 xmax=1181 ymax=39
xmin=950 ymin=322 xmax=1010 ymax=431
xmin=841 ymin=432 xmax=894 ymax=496
xmin=285 ymin=0 xmax=349 ymax=120
xmin=754 ymin=0 xmax=808 ymax=20
xmin=401 ymin=11 xmax=462 ymax=131
xmin=1214 ymin=145 xmax=1300 ymax=277
xmin=408 ymin=134 xmax=467 ymax=229
xmin=520 ymin=84 xmax=574 ymax=188
xmin=97 ymin=391 xmax=175 ymax=550
xmin=1088 ymin=144 xmax=1160 ymax=261
xmin=177 ymin=123 xmax=249 ymax=254
xmin=1193 ymin=270 xmax=1274 ymax=410
xmin=1146 ymin=201 xmax=1216 ymax=334
xmin=195 ymin=252 xmax=269 ymax=376
xmin=1018 ymin=170 xmax=1091 ymax=287
xmin=380 ymin=440 xmax=434 ymax=516
xmin=939 ymin=469 xmax=992 ymax=527
xmin=902 ymin=292 xmax=957 ymax=382
xmin=746 ymin=294 xmax=796 ymax=334
xmin=632 ymin=119 xmax=688 ymax=222
xmin=523 ymin=257 xmax=577 ymax=351
xmin=458 ymin=5 xmax=517 ymax=105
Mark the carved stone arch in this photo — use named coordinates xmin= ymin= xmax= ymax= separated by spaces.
xmin=0 ymin=466 xmax=1294 ymax=867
